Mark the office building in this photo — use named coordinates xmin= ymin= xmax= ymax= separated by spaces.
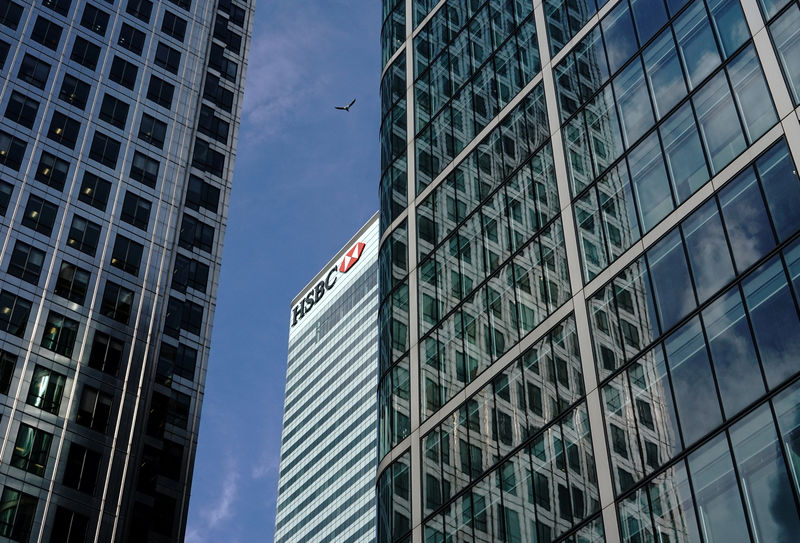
xmin=0 ymin=0 xmax=252 ymax=541
xmin=275 ymin=213 xmax=381 ymax=543
xmin=377 ymin=0 xmax=800 ymax=542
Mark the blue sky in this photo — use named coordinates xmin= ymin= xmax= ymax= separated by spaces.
xmin=185 ymin=2 xmax=381 ymax=541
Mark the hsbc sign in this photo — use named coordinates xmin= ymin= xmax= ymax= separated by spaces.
xmin=291 ymin=242 xmax=366 ymax=327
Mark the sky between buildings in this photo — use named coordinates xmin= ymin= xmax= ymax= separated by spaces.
xmin=185 ymin=2 xmax=381 ymax=541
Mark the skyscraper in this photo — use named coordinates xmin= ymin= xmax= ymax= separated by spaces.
xmin=0 ymin=0 xmax=252 ymax=541
xmin=378 ymin=1 xmax=800 ymax=542
xmin=275 ymin=213 xmax=381 ymax=543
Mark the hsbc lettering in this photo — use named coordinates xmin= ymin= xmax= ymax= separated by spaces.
xmin=291 ymin=241 xmax=366 ymax=327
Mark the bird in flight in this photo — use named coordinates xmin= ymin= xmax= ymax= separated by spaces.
xmin=335 ymin=99 xmax=356 ymax=112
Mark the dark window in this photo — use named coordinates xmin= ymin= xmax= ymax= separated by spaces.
xmin=0 ymin=487 xmax=37 ymax=542
xmin=42 ymin=0 xmax=71 ymax=16
xmin=118 ymin=22 xmax=145 ymax=55
xmin=161 ymin=10 xmax=186 ymax=41
xmin=146 ymin=75 xmax=173 ymax=108
xmin=54 ymin=261 xmax=90 ymax=304
xmin=0 ymin=130 xmax=26 ymax=170
xmin=156 ymin=341 xmax=197 ymax=384
xmin=153 ymin=494 xmax=176 ymax=536
xmin=166 ymin=0 xmax=190 ymax=10
xmin=80 ymin=4 xmax=109 ymax=36
xmin=126 ymin=0 xmax=152 ymax=22
xmin=203 ymin=73 xmax=233 ymax=112
xmin=21 ymin=195 xmax=58 ymax=236
xmin=76 ymin=385 xmax=112 ymax=433
xmin=47 ymin=111 xmax=80 ymax=149
xmin=160 ymin=440 xmax=183 ymax=480
xmin=208 ymin=43 xmax=237 ymax=81
xmin=70 ymin=36 xmax=101 ymax=70
xmin=130 ymin=151 xmax=159 ymax=187
xmin=0 ymin=181 xmax=10 ymax=215
xmin=88 ymin=331 xmax=123 ymax=375
xmin=138 ymin=113 xmax=167 ymax=149
xmin=213 ymin=15 xmax=241 ymax=54
xmin=31 ymin=16 xmax=63 ymax=50
xmin=78 ymin=172 xmax=111 ymax=211
xmin=100 ymin=282 xmax=134 ymax=324
xmin=192 ymin=139 xmax=225 ymax=177
xmin=198 ymin=105 xmax=229 ymax=144
xmin=111 ymin=235 xmax=143 ymax=276
xmin=219 ymin=0 xmax=245 ymax=26
xmin=10 ymin=424 xmax=52 ymax=476
xmin=179 ymin=214 xmax=214 ymax=253
xmin=172 ymin=254 xmax=209 ymax=293
xmin=0 ymin=40 xmax=10 ymax=70
xmin=62 ymin=444 xmax=101 ymax=495
xmin=164 ymin=296 xmax=203 ymax=337
xmin=0 ymin=1 xmax=23 ymax=30
xmin=18 ymin=54 xmax=51 ymax=88
xmin=59 ymin=74 xmax=90 ymax=110
xmin=109 ymin=56 xmax=137 ymax=89
xmin=35 ymin=151 xmax=69 ymax=190
xmin=50 ymin=506 xmax=89 ymax=543
xmin=5 ymin=91 xmax=39 ymax=129
xmin=66 ymin=215 xmax=101 ymax=256
xmin=89 ymin=131 xmax=120 ymax=168
xmin=0 ymin=350 xmax=15 ymax=394
xmin=7 ymin=241 xmax=45 ymax=285
xmin=154 ymin=42 xmax=180 ymax=74
xmin=99 ymin=93 xmax=129 ymax=129
xmin=121 ymin=192 xmax=151 ymax=230
xmin=186 ymin=175 xmax=220 ymax=213
xmin=147 ymin=390 xmax=190 ymax=435
xmin=40 ymin=313 xmax=79 ymax=357
xmin=0 ymin=291 xmax=31 ymax=337
xmin=27 ymin=364 xmax=66 ymax=412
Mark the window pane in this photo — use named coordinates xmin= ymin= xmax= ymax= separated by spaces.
xmin=727 ymin=46 xmax=776 ymax=142
xmin=682 ymin=200 xmax=735 ymax=302
xmin=630 ymin=0 xmax=668 ymax=44
xmin=774 ymin=380 xmax=800 ymax=498
xmin=707 ymin=0 xmax=749 ymax=57
xmin=601 ymin=0 xmax=638 ymax=73
xmin=771 ymin=5 xmax=800 ymax=104
xmin=643 ymin=30 xmax=687 ymax=119
xmin=629 ymin=133 xmax=673 ymax=231
xmin=756 ymin=141 xmax=800 ymax=241
xmin=675 ymin=1 xmax=721 ymax=88
xmin=693 ymin=72 xmax=745 ymax=173
xmin=648 ymin=460 xmax=701 ymax=543
xmin=719 ymin=169 xmax=775 ymax=271
xmin=614 ymin=60 xmax=654 ymax=147
xmin=647 ymin=229 xmax=695 ymax=331
xmin=660 ymin=102 xmax=708 ymax=202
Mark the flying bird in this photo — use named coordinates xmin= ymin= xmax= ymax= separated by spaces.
xmin=335 ymin=99 xmax=356 ymax=112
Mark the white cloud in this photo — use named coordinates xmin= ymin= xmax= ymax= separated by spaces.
xmin=185 ymin=454 xmax=241 ymax=542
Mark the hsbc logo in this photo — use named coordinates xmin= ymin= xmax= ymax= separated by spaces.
xmin=291 ymin=241 xmax=367 ymax=327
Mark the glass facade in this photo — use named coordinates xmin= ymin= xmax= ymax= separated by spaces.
xmin=0 ymin=1 xmax=253 ymax=541
xmin=276 ymin=213 xmax=381 ymax=543
xmin=378 ymin=0 xmax=800 ymax=542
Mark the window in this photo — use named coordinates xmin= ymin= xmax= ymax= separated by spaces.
xmin=121 ymin=192 xmax=151 ymax=230
xmin=164 ymin=296 xmax=203 ymax=337
xmin=204 ymin=73 xmax=233 ymax=112
xmin=0 ymin=181 xmax=10 ymax=215
xmin=80 ymin=4 xmax=109 ymax=36
xmin=10 ymin=424 xmax=52 ymax=476
xmin=0 ymin=350 xmax=15 ymax=394
xmin=50 ymin=506 xmax=89 ymax=543
xmin=0 ymin=1 xmax=23 ymax=30
xmin=167 ymin=0 xmax=190 ymax=11
xmin=162 ymin=10 xmax=186 ymax=41
xmin=67 ymin=215 xmax=101 ymax=256
xmin=198 ymin=105 xmax=229 ymax=143
xmin=100 ymin=281 xmax=134 ymax=324
xmin=0 ymin=130 xmax=26 ymax=170
xmin=192 ymin=138 xmax=225 ymax=177
xmin=7 ymin=241 xmax=45 ymax=285
xmin=0 ymin=40 xmax=9 ymax=70
xmin=208 ymin=43 xmax=237 ymax=81
xmin=111 ymin=235 xmax=143 ymax=275
xmin=118 ymin=22 xmax=145 ymax=55
xmin=179 ymin=214 xmax=214 ymax=253
xmin=47 ymin=111 xmax=80 ymax=149
xmin=4 ymin=91 xmax=39 ymax=129
xmin=35 ymin=151 xmax=69 ymax=190
xmin=130 ymin=151 xmax=159 ymax=187
xmin=54 ymin=261 xmax=90 ymax=305
xmin=109 ymin=56 xmax=137 ymax=89
xmin=27 ymin=364 xmax=66 ymax=412
xmin=146 ymin=75 xmax=174 ymax=108
xmin=0 ymin=487 xmax=37 ymax=542
xmin=62 ymin=444 xmax=101 ymax=495
xmin=59 ymin=74 xmax=90 ymax=110
xmin=18 ymin=54 xmax=50 ymax=89
xmin=172 ymin=254 xmax=209 ymax=293
xmin=88 ymin=331 xmax=123 ymax=375
xmin=0 ymin=291 xmax=31 ymax=337
xmin=70 ymin=36 xmax=101 ymax=70
xmin=76 ymin=385 xmax=112 ymax=433
xmin=89 ymin=131 xmax=120 ymax=168
xmin=31 ymin=16 xmax=62 ymax=50
xmin=78 ymin=172 xmax=111 ymax=211
xmin=99 ymin=93 xmax=129 ymax=129
xmin=21 ymin=195 xmax=58 ymax=236
xmin=42 ymin=0 xmax=71 ymax=16
xmin=213 ymin=15 xmax=241 ymax=54
xmin=219 ymin=0 xmax=245 ymax=26
xmin=126 ymin=0 xmax=152 ymax=22
xmin=156 ymin=342 xmax=197 ymax=384
xmin=186 ymin=175 xmax=220 ymax=212
xmin=154 ymin=42 xmax=180 ymax=74
xmin=147 ymin=390 xmax=190 ymax=435
xmin=138 ymin=113 xmax=167 ymax=149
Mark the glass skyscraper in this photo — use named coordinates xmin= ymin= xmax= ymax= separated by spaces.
xmin=0 ymin=0 xmax=252 ymax=541
xmin=378 ymin=0 xmax=800 ymax=542
xmin=276 ymin=213 xmax=381 ymax=543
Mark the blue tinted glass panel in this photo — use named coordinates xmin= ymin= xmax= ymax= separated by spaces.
xmin=727 ymin=46 xmax=776 ymax=142
xmin=675 ymin=1 xmax=721 ymax=88
xmin=629 ymin=133 xmax=673 ymax=231
xmin=707 ymin=0 xmax=749 ymax=57
xmin=770 ymin=6 xmax=800 ymax=104
xmin=614 ymin=60 xmax=655 ymax=147
xmin=682 ymin=200 xmax=734 ymax=302
xmin=719 ymin=169 xmax=775 ymax=271
xmin=693 ymin=72 xmax=745 ymax=173
xmin=756 ymin=141 xmax=800 ymax=241
xmin=601 ymin=1 xmax=638 ymax=73
xmin=643 ymin=31 xmax=688 ymax=119
xmin=631 ymin=0 xmax=668 ymax=44
xmin=647 ymin=230 xmax=695 ymax=331
xmin=660 ymin=102 xmax=708 ymax=202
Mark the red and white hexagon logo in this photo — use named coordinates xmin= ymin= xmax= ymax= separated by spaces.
xmin=340 ymin=242 xmax=365 ymax=273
